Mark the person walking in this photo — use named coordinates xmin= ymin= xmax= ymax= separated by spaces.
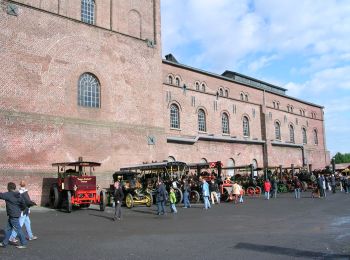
xmin=232 ymin=181 xmax=241 ymax=204
xmin=322 ymin=175 xmax=327 ymax=198
xmin=156 ymin=180 xmax=167 ymax=215
xmin=0 ymin=182 xmax=28 ymax=249
xmin=9 ymin=181 xmax=37 ymax=243
xmin=317 ymin=174 xmax=324 ymax=197
xmin=210 ymin=179 xmax=219 ymax=204
xmin=330 ymin=174 xmax=336 ymax=194
xmin=239 ymin=183 xmax=244 ymax=203
xmin=264 ymin=179 xmax=271 ymax=200
xmin=113 ymin=181 xmax=124 ymax=221
xmin=169 ymin=188 xmax=177 ymax=214
xmin=183 ymin=180 xmax=191 ymax=208
xmin=272 ymin=176 xmax=278 ymax=198
xmin=294 ymin=177 xmax=301 ymax=199
xmin=201 ymin=179 xmax=211 ymax=209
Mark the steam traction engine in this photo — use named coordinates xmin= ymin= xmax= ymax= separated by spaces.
xmin=50 ymin=158 xmax=106 ymax=213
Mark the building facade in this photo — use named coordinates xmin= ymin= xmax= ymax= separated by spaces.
xmin=0 ymin=0 xmax=329 ymax=204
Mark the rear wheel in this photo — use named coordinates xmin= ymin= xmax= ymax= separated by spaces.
xmin=145 ymin=193 xmax=152 ymax=207
xmin=66 ymin=191 xmax=72 ymax=213
xmin=189 ymin=190 xmax=200 ymax=203
xmin=255 ymin=186 xmax=262 ymax=197
xmin=49 ymin=184 xmax=61 ymax=209
xmin=99 ymin=190 xmax=107 ymax=211
xmin=174 ymin=188 xmax=183 ymax=204
xmin=125 ymin=193 xmax=134 ymax=208
xmin=246 ymin=186 xmax=255 ymax=196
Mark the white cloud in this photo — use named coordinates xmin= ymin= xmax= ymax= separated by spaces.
xmin=248 ymin=54 xmax=279 ymax=72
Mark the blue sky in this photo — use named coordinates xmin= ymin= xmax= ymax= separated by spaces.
xmin=161 ymin=0 xmax=350 ymax=156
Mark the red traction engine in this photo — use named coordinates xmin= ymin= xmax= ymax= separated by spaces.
xmin=50 ymin=159 xmax=106 ymax=213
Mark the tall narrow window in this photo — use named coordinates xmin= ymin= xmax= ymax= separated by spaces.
xmin=289 ymin=124 xmax=295 ymax=143
xmin=302 ymin=128 xmax=307 ymax=144
xmin=168 ymin=75 xmax=173 ymax=85
xmin=198 ymin=109 xmax=206 ymax=132
xmin=81 ymin=0 xmax=95 ymax=25
xmin=175 ymin=77 xmax=180 ymax=86
xmin=78 ymin=73 xmax=100 ymax=108
xmin=219 ymin=88 xmax=223 ymax=96
xmin=243 ymin=116 xmax=250 ymax=137
xmin=275 ymin=121 xmax=281 ymax=140
xmin=195 ymin=82 xmax=200 ymax=90
xmin=170 ymin=104 xmax=180 ymax=129
xmin=313 ymin=129 xmax=318 ymax=145
xmin=240 ymin=93 xmax=244 ymax=101
xmin=222 ymin=113 xmax=229 ymax=134
xmin=225 ymin=89 xmax=229 ymax=97
xmin=201 ymin=83 xmax=206 ymax=92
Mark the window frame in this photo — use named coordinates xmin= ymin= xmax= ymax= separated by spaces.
xmin=243 ymin=116 xmax=250 ymax=137
xmin=274 ymin=121 xmax=281 ymax=140
xmin=78 ymin=72 xmax=100 ymax=108
xmin=198 ymin=109 xmax=206 ymax=132
xmin=81 ymin=0 xmax=95 ymax=25
xmin=221 ymin=113 xmax=229 ymax=134
xmin=170 ymin=104 xmax=180 ymax=129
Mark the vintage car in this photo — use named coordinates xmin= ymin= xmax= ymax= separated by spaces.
xmin=50 ymin=157 xmax=106 ymax=213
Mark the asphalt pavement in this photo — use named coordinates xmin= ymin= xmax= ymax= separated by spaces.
xmin=1 ymin=191 xmax=350 ymax=260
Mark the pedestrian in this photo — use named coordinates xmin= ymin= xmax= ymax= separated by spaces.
xmin=0 ymin=182 xmax=28 ymax=249
xmin=264 ymin=179 xmax=271 ymax=200
xmin=9 ymin=181 xmax=37 ymax=243
xmin=169 ymin=188 xmax=177 ymax=213
xmin=272 ymin=176 xmax=278 ymax=198
xmin=330 ymin=174 xmax=336 ymax=194
xmin=294 ymin=177 xmax=301 ymax=199
xmin=232 ymin=181 xmax=241 ymax=204
xmin=183 ymin=180 xmax=191 ymax=208
xmin=322 ymin=175 xmax=327 ymax=198
xmin=239 ymin=183 xmax=244 ymax=203
xmin=209 ymin=179 xmax=219 ymax=204
xmin=317 ymin=174 xmax=324 ymax=197
xmin=156 ymin=180 xmax=167 ymax=215
xmin=113 ymin=181 xmax=124 ymax=221
xmin=201 ymin=179 xmax=211 ymax=209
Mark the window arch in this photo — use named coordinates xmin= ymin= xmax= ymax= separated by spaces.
xmin=200 ymin=158 xmax=208 ymax=163
xmin=198 ymin=109 xmax=206 ymax=132
xmin=195 ymin=82 xmax=200 ymax=91
xmin=78 ymin=73 xmax=100 ymax=108
xmin=170 ymin=104 xmax=180 ymax=129
xmin=222 ymin=113 xmax=229 ymax=134
xmin=240 ymin=92 xmax=244 ymax=101
xmin=227 ymin=158 xmax=235 ymax=176
xmin=277 ymin=102 xmax=280 ymax=109
xmin=175 ymin=77 xmax=180 ymax=86
xmin=289 ymin=124 xmax=295 ymax=143
xmin=302 ymin=128 xmax=307 ymax=144
xmin=274 ymin=121 xmax=281 ymax=140
xmin=225 ymin=89 xmax=229 ymax=97
xmin=219 ymin=88 xmax=223 ymax=96
xmin=313 ymin=129 xmax=318 ymax=145
xmin=81 ymin=0 xmax=95 ymax=25
xmin=245 ymin=93 xmax=249 ymax=101
xmin=167 ymin=156 xmax=176 ymax=162
xmin=201 ymin=83 xmax=206 ymax=92
xmin=243 ymin=116 xmax=250 ymax=137
xmin=168 ymin=75 xmax=173 ymax=85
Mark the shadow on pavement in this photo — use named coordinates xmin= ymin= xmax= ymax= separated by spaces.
xmin=234 ymin=242 xmax=350 ymax=259
xmin=89 ymin=213 xmax=114 ymax=221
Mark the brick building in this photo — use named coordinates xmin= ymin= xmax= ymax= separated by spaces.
xmin=0 ymin=0 xmax=329 ymax=204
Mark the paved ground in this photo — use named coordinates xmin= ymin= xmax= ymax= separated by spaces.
xmin=1 ymin=192 xmax=350 ymax=260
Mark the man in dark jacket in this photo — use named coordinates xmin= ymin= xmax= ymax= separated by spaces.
xmin=156 ymin=180 xmax=167 ymax=215
xmin=113 ymin=181 xmax=124 ymax=221
xmin=0 ymin=182 xmax=28 ymax=249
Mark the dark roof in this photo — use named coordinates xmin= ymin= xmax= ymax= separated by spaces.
xmin=120 ymin=161 xmax=187 ymax=171
xmin=52 ymin=161 xmax=101 ymax=167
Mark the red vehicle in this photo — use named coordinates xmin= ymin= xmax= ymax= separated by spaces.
xmin=50 ymin=158 xmax=106 ymax=213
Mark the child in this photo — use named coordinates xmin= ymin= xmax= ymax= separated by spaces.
xmin=169 ymin=188 xmax=177 ymax=213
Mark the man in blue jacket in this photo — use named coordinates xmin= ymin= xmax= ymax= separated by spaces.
xmin=202 ymin=178 xmax=211 ymax=210
xmin=0 ymin=182 xmax=28 ymax=249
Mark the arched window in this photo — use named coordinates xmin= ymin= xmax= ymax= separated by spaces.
xmin=200 ymin=158 xmax=208 ymax=163
xmin=201 ymin=83 xmax=206 ymax=92
xmin=168 ymin=75 xmax=173 ymax=85
xmin=81 ymin=0 xmax=95 ymax=25
xmin=198 ymin=109 xmax=206 ymax=132
xmin=240 ymin=93 xmax=244 ymax=101
xmin=175 ymin=77 xmax=180 ymax=86
xmin=167 ymin=156 xmax=176 ymax=162
xmin=277 ymin=102 xmax=280 ymax=109
xmin=243 ymin=116 xmax=250 ymax=137
xmin=289 ymin=124 xmax=295 ymax=143
xmin=290 ymin=106 xmax=294 ymax=113
xmin=222 ymin=113 xmax=229 ymax=134
xmin=195 ymin=82 xmax=200 ymax=91
xmin=313 ymin=129 xmax=318 ymax=145
xmin=273 ymin=101 xmax=276 ymax=109
xmin=274 ymin=121 xmax=281 ymax=140
xmin=245 ymin=94 xmax=249 ymax=101
xmin=170 ymin=104 xmax=180 ymax=129
xmin=219 ymin=88 xmax=223 ymax=96
xmin=225 ymin=89 xmax=229 ymax=97
xmin=302 ymin=128 xmax=307 ymax=144
xmin=227 ymin=158 xmax=235 ymax=176
xmin=78 ymin=73 xmax=100 ymax=108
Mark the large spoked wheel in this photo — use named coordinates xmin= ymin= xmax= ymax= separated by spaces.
xmin=99 ymin=190 xmax=107 ymax=211
xmin=145 ymin=193 xmax=152 ymax=207
xmin=66 ymin=191 xmax=72 ymax=213
xmin=221 ymin=187 xmax=231 ymax=202
xmin=174 ymin=188 xmax=183 ymax=204
xmin=255 ymin=186 xmax=262 ymax=197
xmin=125 ymin=193 xmax=134 ymax=208
xmin=49 ymin=184 xmax=61 ymax=209
xmin=246 ymin=186 xmax=255 ymax=197
xmin=189 ymin=190 xmax=200 ymax=203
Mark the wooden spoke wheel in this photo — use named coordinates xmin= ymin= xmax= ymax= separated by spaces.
xmin=49 ymin=184 xmax=61 ymax=209
xmin=174 ymin=188 xmax=183 ymax=204
xmin=189 ymin=190 xmax=200 ymax=203
xmin=125 ymin=193 xmax=134 ymax=208
xmin=255 ymin=186 xmax=262 ymax=196
xmin=145 ymin=193 xmax=153 ymax=207
xmin=246 ymin=186 xmax=255 ymax=197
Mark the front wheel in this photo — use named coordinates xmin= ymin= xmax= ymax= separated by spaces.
xmin=189 ymin=190 xmax=200 ymax=203
xmin=145 ymin=193 xmax=152 ymax=207
xmin=99 ymin=190 xmax=107 ymax=211
xmin=125 ymin=193 xmax=134 ymax=208
xmin=50 ymin=184 xmax=61 ymax=209
xmin=174 ymin=188 xmax=183 ymax=204
xmin=246 ymin=186 xmax=255 ymax=196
